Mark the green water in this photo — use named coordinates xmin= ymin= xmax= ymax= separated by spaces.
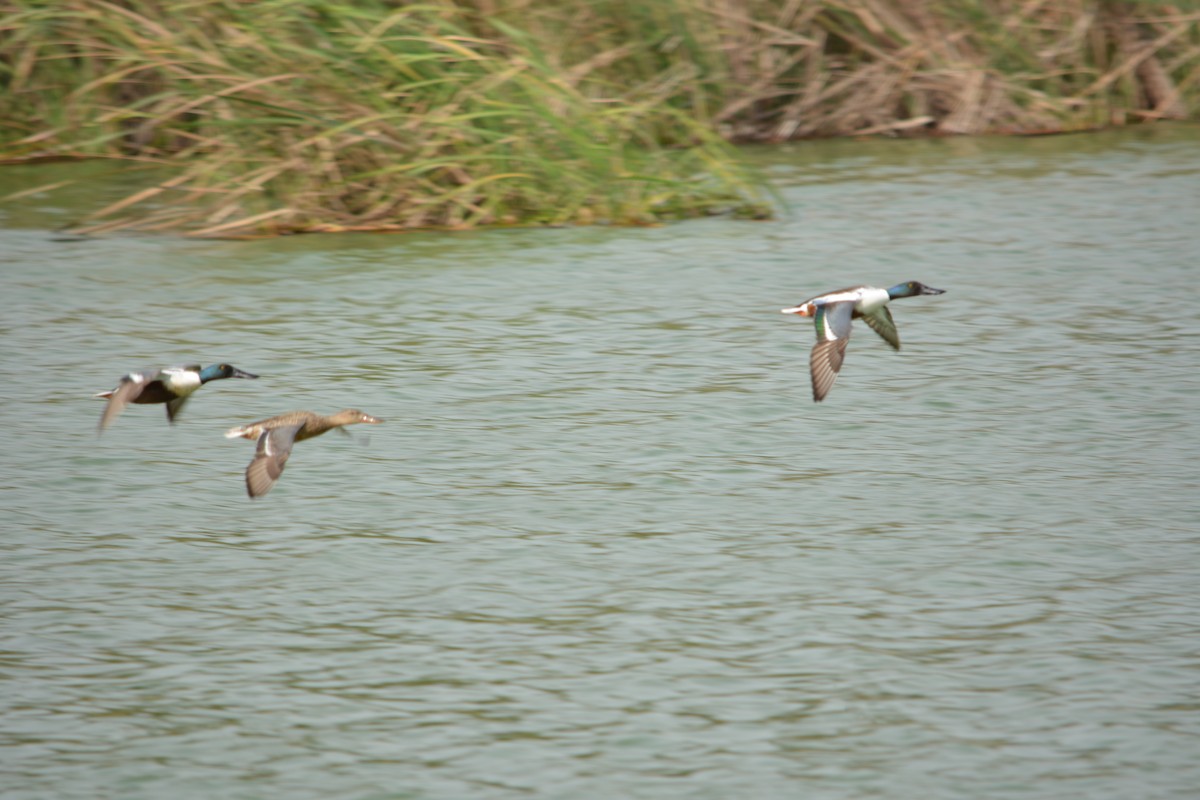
xmin=2 ymin=125 xmax=1198 ymax=799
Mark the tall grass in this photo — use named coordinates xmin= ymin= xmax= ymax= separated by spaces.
xmin=0 ymin=0 xmax=770 ymax=235
xmin=1 ymin=1 xmax=1196 ymax=236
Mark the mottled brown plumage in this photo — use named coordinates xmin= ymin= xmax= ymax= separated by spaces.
xmin=225 ymin=409 xmax=383 ymax=498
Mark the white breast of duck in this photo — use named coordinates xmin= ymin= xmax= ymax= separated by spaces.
xmin=786 ymin=286 xmax=890 ymax=317
xmin=160 ymin=368 xmax=203 ymax=396
xmin=854 ymin=286 xmax=891 ymax=312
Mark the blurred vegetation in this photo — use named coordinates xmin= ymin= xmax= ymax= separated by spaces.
xmin=0 ymin=0 xmax=1196 ymax=236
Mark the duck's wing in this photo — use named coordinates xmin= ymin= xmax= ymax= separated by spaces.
xmin=97 ymin=372 xmax=152 ymax=431
xmin=245 ymin=423 xmax=303 ymax=498
xmin=861 ymin=305 xmax=900 ymax=350
xmin=165 ymin=395 xmax=190 ymax=424
xmin=810 ymin=302 xmax=854 ymax=403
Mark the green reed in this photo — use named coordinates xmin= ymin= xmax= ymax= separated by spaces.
xmin=0 ymin=0 xmax=770 ymax=236
xmin=1 ymin=0 xmax=1195 ymax=236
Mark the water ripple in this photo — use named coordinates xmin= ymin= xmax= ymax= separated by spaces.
xmin=3 ymin=126 xmax=1200 ymax=799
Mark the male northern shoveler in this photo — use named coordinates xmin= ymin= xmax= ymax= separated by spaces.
xmin=224 ymin=409 xmax=384 ymax=498
xmin=96 ymin=363 xmax=259 ymax=431
xmin=781 ymin=281 xmax=945 ymax=402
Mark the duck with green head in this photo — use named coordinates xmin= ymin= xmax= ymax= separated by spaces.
xmin=781 ymin=281 xmax=945 ymax=402
xmin=96 ymin=363 xmax=259 ymax=431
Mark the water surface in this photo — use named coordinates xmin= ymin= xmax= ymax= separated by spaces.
xmin=2 ymin=125 xmax=1199 ymax=799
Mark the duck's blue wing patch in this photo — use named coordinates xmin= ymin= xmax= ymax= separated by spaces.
xmin=813 ymin=301 xmax=854 ymax=342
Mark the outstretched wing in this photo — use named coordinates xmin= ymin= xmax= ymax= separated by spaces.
xmin=861 ymin=305 xmax=900 ymax=350
xmin=245 ymin=424 xmax=303 ymax=498
xmin=165 ymin=395 xmax=190 ymax=423
xmin=97 ymin=373 xmax=151 ymax=431
xmin=809 ymin=302 xmax=854 ymax=403
xmin=810 ymin=339 xmax=850 ymax=402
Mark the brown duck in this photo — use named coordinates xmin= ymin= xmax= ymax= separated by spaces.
xmin=225 ymin=409 xmax=383 ymax=498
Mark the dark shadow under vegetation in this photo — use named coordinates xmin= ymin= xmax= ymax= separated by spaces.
xmin=0 ymin=0 xmax=1196 ymax=237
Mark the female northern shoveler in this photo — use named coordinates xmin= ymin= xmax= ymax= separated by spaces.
xmin=96 ymin=363 xmax=259 ymax=431
xmin=224 ymin=409 xmax=384 ymax=498
xmin=781 ymin=281 xmax=945 ymax=402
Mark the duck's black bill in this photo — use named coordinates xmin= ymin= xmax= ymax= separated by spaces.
xmin=921 ymin=285 xmax=946 ymax=295
xmin=232 ymin=368 xmax=259 ymax=379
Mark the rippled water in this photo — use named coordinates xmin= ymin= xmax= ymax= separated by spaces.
xmin=2 ymin=126 xmax=1199 ymax=799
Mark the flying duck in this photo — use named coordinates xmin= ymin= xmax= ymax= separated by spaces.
xmin=224 ymin=409 xmax=383 ymax=498
xmin=96 ymin=363 xmax=259 ymax=431
xmin=781 ymin=282 xmax=944 ymax=402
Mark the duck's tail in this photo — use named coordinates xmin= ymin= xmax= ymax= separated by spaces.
xmin=781 ymin=301 xmax=817 ymax=317
xmin=225 ymin=424 xmax=253 ymax=439
xmin=93 ymin=390 xmax=113 ymax=399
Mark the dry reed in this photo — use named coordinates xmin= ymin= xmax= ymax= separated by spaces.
xmin=1 ymin=0 xmax=1196 ymax=236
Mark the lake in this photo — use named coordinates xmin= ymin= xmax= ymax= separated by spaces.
xmin=1 ymin=125 xmax=1198 ymax=799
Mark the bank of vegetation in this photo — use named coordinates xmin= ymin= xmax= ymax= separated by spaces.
xmin=1 ymin=1 xmax=1196 ymax=237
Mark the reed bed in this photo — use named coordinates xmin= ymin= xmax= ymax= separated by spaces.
xmin=490 ymin=0 xmax=1199 ymax=139
xmin=0 ymin=0 xmax=771 ymax=235
xmin=1 ymin=1 xmax=1196 ymax=236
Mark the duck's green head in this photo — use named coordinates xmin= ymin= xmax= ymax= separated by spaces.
xmin=199 ymin=363 xmax=259 ymax=382
xmin=888 ymin=281 xmax=945 ymax=299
